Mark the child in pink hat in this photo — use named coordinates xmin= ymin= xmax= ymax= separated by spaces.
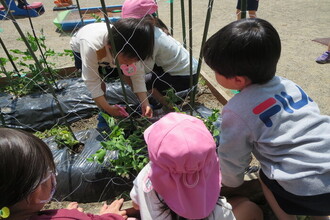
xmin=121 ymin=0 xmax=158 ymax=19
xmin=121 ymin=0 xmax=198 ymax=109
xmin=129 ymin=112 xmax=263 ymax=219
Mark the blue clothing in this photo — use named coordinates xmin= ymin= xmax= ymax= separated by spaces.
xmin=236 ymin=0 xmax=259 ymax=11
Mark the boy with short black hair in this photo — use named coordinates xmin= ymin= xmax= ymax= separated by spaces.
xmin=203 ymin=18 xmax=330 ymax=219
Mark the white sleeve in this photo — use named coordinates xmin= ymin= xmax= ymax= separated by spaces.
xmin=130 ymin=61 xmax=147 ymax=93
xmin=130 ymin=164 xmax=169 ymax=220
xmin=130 ymin=176 xmax=140 ymax=206
xmin=218 ymin=109 xmax=253 ymax=187
xmin=208 ymin=197 xmax=236 ymax=220
xmin=80 ymin=40 xmax=104 ymax=98
xmin=154 ymin=28 xmax=197 ymax=76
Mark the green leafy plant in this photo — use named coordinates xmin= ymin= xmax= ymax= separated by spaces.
xmin=200 ymin=109 xmax=220 ymax=140
xmin=198 ymin=76 xmax=206 ymax=86
xmin=91 ymin=13 xmax=102 ymax=23
xmin=164 ymin=88 xmax=181 ymax=106
xmin=88 ymin=113 xmax=150 ymax=179
xmin=171 ymin=107 xmax=220 ymax=141
xmin=0 ymin=30 xmax=73 ymax=96
xmin=88 ymin=108 xmax=220 ymax=179
xmin=54 ymin=129 xmax=80 ymax=150
xmin=0 ymin=56 xmax=36 ymax=96
xmin=35 ymin=126 xmax=79 ymax=150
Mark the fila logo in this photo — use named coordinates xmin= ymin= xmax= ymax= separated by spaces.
xmin=252 ymin=86 xmax=313 ymax=127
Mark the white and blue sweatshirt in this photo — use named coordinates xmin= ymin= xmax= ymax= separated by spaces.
xmin=219 ymin=76 xmax=330 ymax=196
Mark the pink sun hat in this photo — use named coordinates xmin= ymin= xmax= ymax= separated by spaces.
xmin=121 ymin=0 xmax=158 ymax=19
xmin=143 ymin=112 xmax=221 ymax=219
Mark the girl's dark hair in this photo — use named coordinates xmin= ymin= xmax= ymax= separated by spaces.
xmin=0 ymin=128 xmax=55 ymax=208
xmin=156 ymin=193 xmax=217 ymax=220
xmin=154 ymin=17 xmax=170 ymax=35
xmin=111 ymin=18 xmax=155 ymax=60
xmin=143 ymin=15 xmax=171 ymax=35
xmin=203 ymin=18 xmax=281 ymax=84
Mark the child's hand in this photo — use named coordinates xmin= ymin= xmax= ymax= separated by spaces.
xmin=100 ymin=199 xmax=127 ymax=219
xmin=107 ymin=105 xmax=129 ymax=117
xmin=66 ymin=202 xmax=84 ymax=213
xmin=142 ymin=104 xmax=153 ymax=118
xmin=114 ymin=104 xmax=129 ymax=117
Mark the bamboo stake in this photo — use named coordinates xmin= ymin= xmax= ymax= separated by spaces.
xmin=75 ymin=0 xmax=84 ymax=28
xmin=0 ymin=111 xmax=6 ymax=127
xmin=99 ymin=0 xmax=133 ymax=122
xmin=241 ymin=0 xmax=247 ymax=19
xmin=0 ymin=0 xmax=77 ymax=140
xmin=24 ymin=11 xmax=59 ymax=90
xmin=188 ymin=0 xmax=194 ymax=115
xmin=180 ymin=0 xmax=187 ymax=48
xmin=0 ymin=37 xmax=20 ymax=77
xmin=190 ymin=0 xmax=215 ymax=111
xmin=170 ymin=0 xmax=174 ymax=36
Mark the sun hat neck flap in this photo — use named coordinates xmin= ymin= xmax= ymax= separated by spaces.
xmin=144 ymin=112 xmax=221 ymax=219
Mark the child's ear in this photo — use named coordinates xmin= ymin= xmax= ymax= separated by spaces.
xmin=234 ymin=76 xmax=251 ymax=90
xmin=27 ymin=186 xmax=42 ymax=204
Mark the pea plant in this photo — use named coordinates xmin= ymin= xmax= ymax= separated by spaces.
xmin=35 ymin=126 xmax=80 ymax=152
xmin=90 ymin=13 xmax=102 ymax=23
xmin=88 ymin=113 xmax=150 ymax=179
xmin=198 ymin=109 xmax=220 ymax=141
xmin=88 ymin=107 xmax=220 ymax=179
xmin=0 ymin=30 xmax=72 ymax=96
xmin=165 ymin=88 xmax=221 ymax=140
xmin=164 ymin=88 xmax=182 ymax=106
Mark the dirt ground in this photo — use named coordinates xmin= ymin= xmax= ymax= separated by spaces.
xmin=1 ymin=0 xmax=329 ymax=219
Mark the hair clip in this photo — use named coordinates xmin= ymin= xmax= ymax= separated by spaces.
xmin=0 ymin=207 xmax=10 ymax=219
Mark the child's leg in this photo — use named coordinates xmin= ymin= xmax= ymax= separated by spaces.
xmin=236 ymin=9 xmax=242 ymax=20
xmin=248 ymin=0 xmax=259 ymax=18
xmin=248 ymin=10 xmax=257 ymax=18
xmin=73 ymin=51 xmax=82 ymax=70
xmin=229 ymin=197 xmax=263 ymax=220
xmin=259 ymin=178 xmax=296 ymax=220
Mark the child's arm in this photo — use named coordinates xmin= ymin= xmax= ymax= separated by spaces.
xmin=129 ymin=62 xmax=153 ymax=118
xmin=99 ymin=199 xmax=127 ymax=218
xmin=132 ymin=201 xmax=140 ymax=210
xmin=94 ymin=96 xmax=129 ymax=117
xmin=218 ymin=109 xmax=253 ymax=188
xmin=80 ymin=44 xmax=105 ymax=100
xmin=135 ymin=92 xmax=153 ymax=118
xmin=119 ymin=200 xmax=140 ymax=218
xmin=79 ymin=45 xmax=129 ymax=117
